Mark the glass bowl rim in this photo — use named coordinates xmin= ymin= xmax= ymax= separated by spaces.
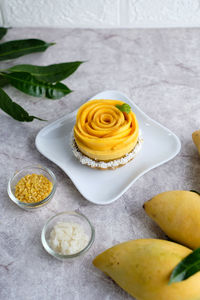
xmin=41 ymin=211 xmax=95 ymax=259
xmin=7 ymin=165 xmax=57 ymax=207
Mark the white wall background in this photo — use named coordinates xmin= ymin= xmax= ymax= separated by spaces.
xmin=1 ymin=0 xmax=200 ymax=28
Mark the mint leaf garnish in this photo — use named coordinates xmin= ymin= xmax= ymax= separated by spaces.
xmin=115 ymin=103 xmax=131 ymax=114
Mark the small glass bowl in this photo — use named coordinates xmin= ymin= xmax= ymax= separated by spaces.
xmin=7 ymin=165 xmax=57 ymax=210
xmin=41 ymin=211 xmax=95 ymax=260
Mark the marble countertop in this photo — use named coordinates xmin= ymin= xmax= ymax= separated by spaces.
xmin=1 ymin=28 xmax=200 ymax=300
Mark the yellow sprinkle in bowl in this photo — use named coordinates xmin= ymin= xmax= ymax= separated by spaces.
xmin=7 ymin=165 xmax=57 ymax=210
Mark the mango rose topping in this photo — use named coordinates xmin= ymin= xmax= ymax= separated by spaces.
xmin=74 ymin=99 xmax=139 ymax=161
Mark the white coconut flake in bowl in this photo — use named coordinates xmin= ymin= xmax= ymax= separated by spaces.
xmin=49 ymin=222 xmax=89 ymax=255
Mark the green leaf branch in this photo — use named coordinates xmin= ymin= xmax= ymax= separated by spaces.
xmin=0 ymin=28 xmax=8 ymax=40
xmin=169 ymin=247 xmax=200 ymax=284
xmin=5 ymin=61 xmax=83 ymax=83
xmin=0 ymin=87 xmax=44 ymax=122
xmin=0 ymin=72 xmax=72 ymax=99
xmin=0 ymin=39 xmax=55 ymax=61
xmin=0 ymin=28 xmax=84 ymax=122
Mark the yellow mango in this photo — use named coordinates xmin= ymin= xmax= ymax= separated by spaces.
xmin=93 ymin=239 xmax=200 ymax=300
xmin=192 ymin=129 xmax=200 ymax=155
xmin=144 ymin=191 xmax=200 ymax=249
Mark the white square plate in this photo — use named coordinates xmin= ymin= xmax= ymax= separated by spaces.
xmin=35 ymin=90 xmax=181 ymax=205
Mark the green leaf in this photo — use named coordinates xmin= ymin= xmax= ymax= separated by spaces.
xmin=1 ymin=72 xmax=72 ymax=99
xmin=0 ymin=87 xmax=44 ymax=122
xmin=5 ymin=61 xmax=84 ymax=83
xmin=116 ymin=103 xmax=131 ymax=114
xmin=169 ymin=248 xmax=200 ymax=284
xmin=190 ymin=190 xmax=200 ymax=196
xmin=0 ymin=27 xmax=8 ymax=40
xmin=0 ymin=75 xmax=9 ymax=87
xmin=0 ymin=39 xmax=54 ymax=61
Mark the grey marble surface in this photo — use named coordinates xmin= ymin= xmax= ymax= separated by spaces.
xmin=0 ymin=28 xmax=200 ymax=300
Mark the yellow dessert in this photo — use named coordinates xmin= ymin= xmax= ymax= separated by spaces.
xmin=73 ymin=99 xmax=139 ymax=161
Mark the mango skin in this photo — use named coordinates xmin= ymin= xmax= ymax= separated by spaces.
xmin=93 ymin=239 xmax=200 ymax=300
xmin=192 ymin=129 xmax=200 ymax=155
xmin=144 ymin=191 xmax=200 ymax=249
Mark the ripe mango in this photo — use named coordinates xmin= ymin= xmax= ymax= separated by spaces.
xmin=144 ymin=190 xmax=200 ymax=249
xmin=93 ymin=239 xmax=200 ymax=300
xmin=192 ymin=129 xmax=200 ymax=155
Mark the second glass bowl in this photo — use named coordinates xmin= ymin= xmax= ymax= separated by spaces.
xmin=41 ymin=211 xmax=95 ymax=260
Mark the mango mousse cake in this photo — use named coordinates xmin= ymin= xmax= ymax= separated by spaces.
xmin=71 ymin=99 xmax=143 ymax=169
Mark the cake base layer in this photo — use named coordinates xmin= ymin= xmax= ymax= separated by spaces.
xmin=71 ymin=134 xmax=143 ymax=170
